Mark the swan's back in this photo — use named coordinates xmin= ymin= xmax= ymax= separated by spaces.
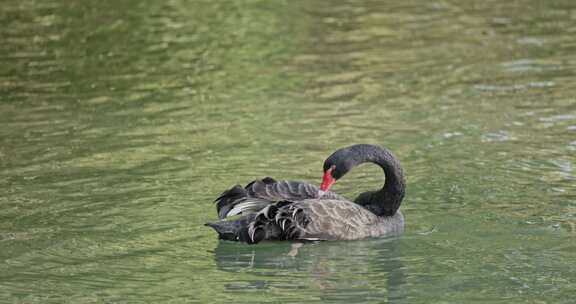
xmin=214 ymin=177 xmax=345 ymax=219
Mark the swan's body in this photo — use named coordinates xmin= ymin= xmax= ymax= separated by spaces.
xmin=265 ymin=199 xmax=404 ymax=240
xmin=206 ymin=144 xmax=406 ymax=244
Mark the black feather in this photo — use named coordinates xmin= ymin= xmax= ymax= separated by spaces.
xmin=214 ymin=185 xmax=247 ymax=219
xmin=205 ymin=214 xmax=255 ymax=241
xmin=208 ymin=176 xmax=350 ymax=243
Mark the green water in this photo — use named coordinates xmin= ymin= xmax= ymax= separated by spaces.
xmin=1 ymin=0 xmax=575 ymax=303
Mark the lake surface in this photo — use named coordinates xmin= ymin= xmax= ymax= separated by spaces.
xmin=1 ymin=1 xmax=576 ymax=303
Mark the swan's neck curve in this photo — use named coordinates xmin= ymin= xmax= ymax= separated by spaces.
xmin=372 ymin=150 xmax=405 ymax=216
xmin=348 ymin=145 xmax=406 ymax=217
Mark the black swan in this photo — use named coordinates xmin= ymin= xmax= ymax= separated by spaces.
xmin=205 ymin=144 xmax=406 ymax=243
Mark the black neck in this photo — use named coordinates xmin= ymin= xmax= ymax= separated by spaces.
xmin=372 ymin=149 xmax=406 ymax=216
xmin=332 ymin=144 xmax=405 ymax=216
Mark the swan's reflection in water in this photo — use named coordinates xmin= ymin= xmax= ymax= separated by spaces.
xmin=212 ymin=237 xmax=406 ymax=303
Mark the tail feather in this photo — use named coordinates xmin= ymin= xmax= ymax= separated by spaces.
xmin=205 ymin=214 xmax=255 ymax=243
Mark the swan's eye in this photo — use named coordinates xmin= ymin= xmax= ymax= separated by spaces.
xmin=327 ymin=165 xmax=337 ymax=178
xmin=323 ymin=164 xmax=336 ymax=174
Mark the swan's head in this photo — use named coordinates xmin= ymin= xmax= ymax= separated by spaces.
xmin=319 ymin=161 xmax=353 ymax=197
xmin=318 ymin=145 xmax=366 ymax=197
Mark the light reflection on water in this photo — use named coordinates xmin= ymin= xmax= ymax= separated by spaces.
xmin=1 ymin=0 xmax=576 ymax=303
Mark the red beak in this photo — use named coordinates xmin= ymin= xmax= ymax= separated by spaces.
xmin=319 ymin=167 xmax=335 ymax=197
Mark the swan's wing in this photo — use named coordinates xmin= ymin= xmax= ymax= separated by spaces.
xmin=295 ymin=200 xmax=379 ymax=240
xmin=214 ymin=177 xmax=344 ymax=219
xmin=247 ymin=199 xmax=380 ymax=243
xmin=214 ymin=184 xmax=270 ymax=219
xmin=245 ymin=178 xmax=345 ymax=201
